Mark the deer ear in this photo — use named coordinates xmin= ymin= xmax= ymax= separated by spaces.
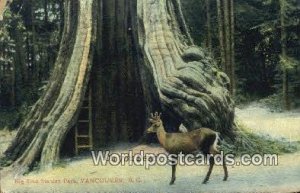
xmin=149 ymin=118 xmax=155 ymax=123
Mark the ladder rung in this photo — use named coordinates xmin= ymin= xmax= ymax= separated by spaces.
xmin=77 ymin=145 xmax=92 ymax=148
xmin=76 ymin=86 xmax=93 ymax=155
xmin=78 ymin=120 xmax=89 ymax=123
xmin=76 ymin=135 xmax=90 ymax=138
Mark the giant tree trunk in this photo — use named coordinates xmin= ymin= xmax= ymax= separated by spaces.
xmin=137 ymin=0 xmax=234 ymax=133
xmin=3 ymin=0 xmax=94 ymax=173
xmin=2 ymin=0 xmax=234 ymax=175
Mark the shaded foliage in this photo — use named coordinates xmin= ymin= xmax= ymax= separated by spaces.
xmin=0 ymin=0 xmax=62 ymax=110
xmin=182 ymin=0 xmax=300 ymax=108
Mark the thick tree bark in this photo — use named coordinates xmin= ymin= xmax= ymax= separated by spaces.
xmin=137 ymin=0 xmax=234 ymax=134
xmin=40 ymin=0 xmax=94 ymax=168
xmin=2 ymin=0 xmax=234 ymax=175
xmin=3 ymin=0 xmax=94 ymax=173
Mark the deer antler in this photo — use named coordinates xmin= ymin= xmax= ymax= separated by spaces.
xmin=151 ymin=112 xmax=161 ymax=120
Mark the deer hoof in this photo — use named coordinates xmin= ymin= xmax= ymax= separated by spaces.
xmin=169 ymin=178 xmax=175 ymax=185
xmin=202 ymin=179 xmax=208 ymax=184
xmin=223 ymin=176 xmax=228 ymax=181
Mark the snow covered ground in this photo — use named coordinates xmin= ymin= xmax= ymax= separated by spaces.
xmin=236 ymin=102 xmax=300 ymax=142
xmin=1 ymin=103 xmax=300 ymax=192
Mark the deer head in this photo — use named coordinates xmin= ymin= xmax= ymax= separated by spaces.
xmin=147 ymin=112 xmax=162 ymax=133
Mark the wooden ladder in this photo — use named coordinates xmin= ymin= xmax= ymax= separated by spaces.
xmin=75 ymin=85 xmax=93 ymax=155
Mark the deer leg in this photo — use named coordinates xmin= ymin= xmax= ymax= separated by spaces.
xmin=203 ymin=156 xmax=215 ymax=184
xmin=169 ymin=155 xmax=178 ymax=185
xmin=169 ymin=164 xmax=177 ymax=185
xmin=223 ymin=155 xmax=228 ymax=181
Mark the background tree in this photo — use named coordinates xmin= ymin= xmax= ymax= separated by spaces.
xmin=183 ymin=0 xmax=299 ymax=107
xmin=0 ymin=0 xmax=63 ymax=128
xmin=0 ymin=25 xmax=15 ymax=107
xmin=218 ymin=0 xmax=235 ymax=95
xmin=205 ymin=0 xmax=212 ymax=53
xmin=217 ymin=0 xmax=226 ymax=71
xmin=230 ymin=0 xmax=235 ymax=96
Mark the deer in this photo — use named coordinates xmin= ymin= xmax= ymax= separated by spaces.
xmin=147 ymin=112 xmax=228 ymax=185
